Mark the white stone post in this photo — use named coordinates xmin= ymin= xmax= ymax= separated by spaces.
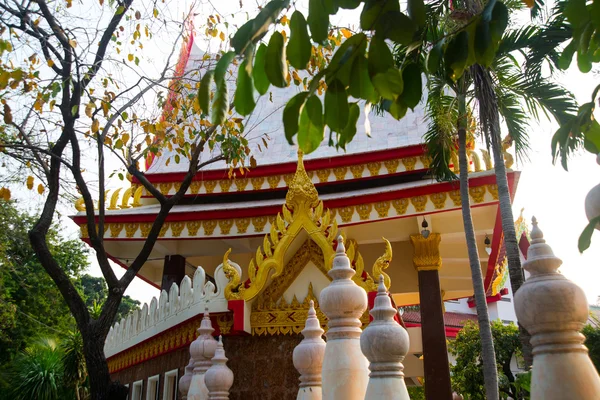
xmin=360 ymin=276 xmax=410 ymax=400
xmin=293 ymin=300 xmax=326 ymax=400
xmin=205 ymin=336 xmax=234 ymax=400
xmin=179 ymin=357 xmax=195 ymax=400
xmin=320 ymin=236 xmax=369 ymax=400
xmin=188 ymin=309 xmax=218 ymax=400
xmin=514 ymin=217 xmax=600 ymax=400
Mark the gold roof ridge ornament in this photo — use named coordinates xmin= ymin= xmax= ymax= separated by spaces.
xmin=285 ymin=149 xmax=319 ymax=212
xmin=372 ymin=237 xmax=393 ymax=290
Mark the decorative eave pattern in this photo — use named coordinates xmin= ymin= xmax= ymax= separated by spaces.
xmin=134 ymin=145 xmax=430 ymax=197
xmin=78 ymin=179 xmax=505 ymax=241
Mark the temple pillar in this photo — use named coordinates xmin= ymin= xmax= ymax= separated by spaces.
xmin=161 ymin=254 xmax=186 ymax=291
xmin=514 ymin=218 xmax=600 ymax=399
xmin=320 ymin=236 xmax=369 ymax=400
xmin=410 ymin=233 xmax=452 ymax=400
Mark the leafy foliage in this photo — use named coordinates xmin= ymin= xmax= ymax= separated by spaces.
xmin=450 ymin=320 xmax=529 ymax=400
xmin=77 ymin=274 xmax=140 ymax=323
xmin=583 ymin=322 xmax=600 ymax=372
xmin=0 ymin=200 xmax=88 ymax=364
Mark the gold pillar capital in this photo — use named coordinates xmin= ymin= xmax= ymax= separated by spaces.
xmin=410 ymin=232 xmax=442 ymax=271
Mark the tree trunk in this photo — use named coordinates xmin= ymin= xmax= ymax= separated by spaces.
xmin=489 ymin=128 xmax=533 ymax=368
xmin=83 ymin=324 xmax=128 ymax=400
xmin=458 ymin=91 xmax=499 ymax=400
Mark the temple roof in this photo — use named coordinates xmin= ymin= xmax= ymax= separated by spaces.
xmin=145 ymin=42 xmax=428 ymax=176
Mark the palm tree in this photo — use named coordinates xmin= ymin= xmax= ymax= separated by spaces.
xmin=470 ymin=23 xmax=578 ymax=367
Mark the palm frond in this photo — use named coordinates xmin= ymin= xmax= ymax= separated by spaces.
xmin=424 ymin=75 xmax=459 ymax=182
xmin=495 ymin=89 xmax=531 ymax=161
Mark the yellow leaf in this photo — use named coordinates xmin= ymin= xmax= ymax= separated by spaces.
xmin=26 ymin=176 xmax=34 ymax=190
xmin=37 ymin=184 xmax=44 ymax=195
xmin=122 ymin=133 xmax=130 ymax=145
xmin=0 ymin=187 xmax=11 ymax=201
xmin=69 ymin=39 xmax=77 ymax=48
xmin=91 ymin=119 xmax=99 ymax=133
xmin=66 ymin=0 xmax=72 ymax=8
xmin=85 ymin=102 xmax=94 ymax=118
xmin=153 ymin=8 xmax=158 ymax=17
xmin=47 ymin=59 xmax=54 ymax=68
xmin=341 ymin=28 xmax=352 ymax=39
xmin=219 ymin=31 xmax=225 ymax=41
xmin=128 ymin=54 xmax=134 ymax=62
xmin=280 ymin=15 xmax=289 ymax=25
xmin=3 ymin=103 xmax=12 ymax=124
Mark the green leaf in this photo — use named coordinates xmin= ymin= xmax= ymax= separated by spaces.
xmin=234 ymin=59 xmax=256 ymax=116
xmin=253 ymin=44 xmax=270 ymax=95
xmin=71 ymin=105 xmax=78 ymax=117
xmin=214 ymin=51 xmax=236 ymax=85
xmin=490 ymin=1 xmax=509 ymax=41
xmin=298 ymin=95 xmax=324 ymax=154
xmin=407 ymin=0 xmax=426 ymax=28
xmin=372 ymin=68 xmax=403 ymax=100
xmin=231 ymin=0 xmax=290 ymax=55
xmin=578 ymin=49 xmax=593 ymax=73
xmin=211 ymin=79 xmax=229 ymax=126
xmin=324 ymin=0 xmax=339 ymax=14
xmin=368 ymin=35 xmax=394 ymax=77
xmin=426 ymin=41 xmax=444 ymax=73
xmin=565 ymin=0 xmax=589 ymax=29
xmin=328 ymin=33 xmax=367 ymax=86
xmin=361 ymin=0 xmax=399 ymax=30
xmin=475 ymin=20 xmax=495 ymax=67
xmin=338 ymin=102 xmax=360 ymax=149
xmin=308 ymin=0 xmax=329 ymax=43
xmin=288 ymin=11 xmax=312 ymax=69
xmin=579 ymin=215 xmax=600 ymax=253
xmin=400 ymin=63 xmax=422 ymax=109
xmin=265 ymin=31 xmax=288 ymax=88
xmin=283 ymin=91 xmax=309 ymax=144
xmin=389 ymin=96 xmax=408 ymax=120
xmin=445 ymin=30 xmax=470 ymax=81
xmin=325 ymin=79 xmax=349 ymax=131
xmin=558 ymin=40 xmax=576 ymax=70
xmin=481 ymin=0 xmax=498 ymax=21
xmin=231 ymin=20 xmax=255 ymax=54
xmin=378 ymin=11 xmax=417 ymax=45
xmin=198 ymin=70 xmax=214 ymax=113
xmin=592 ymin=0 xmax=600 ymax=29
xmin=349 ymin=54 xmax=377 ymax=102
xmin=338 ymin=0 xmax=362 ymax=9
xmin=584 ymin=120 xmax=600 ymax=153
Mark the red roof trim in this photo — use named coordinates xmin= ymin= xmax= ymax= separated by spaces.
xmin=138 ymin=144 xmax=427 ymax=184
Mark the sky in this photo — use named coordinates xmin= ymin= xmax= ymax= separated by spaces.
xmin=12 ymin=0 xmax=600 ymax=308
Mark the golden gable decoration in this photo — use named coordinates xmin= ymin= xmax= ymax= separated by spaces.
xmin=222 ymin=151 xmax=383 ymax=302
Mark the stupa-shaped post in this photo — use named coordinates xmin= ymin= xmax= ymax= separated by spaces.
xmin=514 ymin=217 xmax=600 ymax=399
xmin=179 ymin=357 xmax=195 ymax=400
xmin=293 ymin=300 xmax=326 ymax=400
xmin=188 ymin=309 xmax=218 ymax=400
xmin=360 ymin=276 xmax=410 ymax=399
xmin=320 ymin=236 xmax=369 ymax=400
xmin=205 ymin=336 xmax=234 ymax=400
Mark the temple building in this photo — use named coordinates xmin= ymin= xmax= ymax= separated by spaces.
xmin=72 ymin=35 xmax=520 ymax=399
